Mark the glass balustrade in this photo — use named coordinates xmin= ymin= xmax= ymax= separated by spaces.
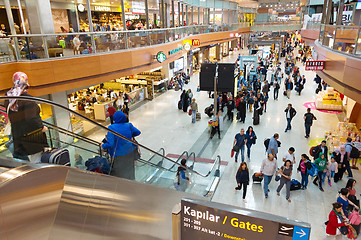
xmin=2 ymin=23 xmax=249 ymax=63
xmin=0 ymin=96 xmax=222 ymax=198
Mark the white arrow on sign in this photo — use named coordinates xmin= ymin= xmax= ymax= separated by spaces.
xmin=296 ymin=229 xmax=306 ymax=238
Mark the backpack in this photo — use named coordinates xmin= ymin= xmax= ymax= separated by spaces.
xmin=264 ymin=138 xmax=270 ymax=150
xmin=308 ymin=163 xmax=319 ymax=177
xmin=348 ymin=144 xmax=360 ymax=159
xmin=290 ymin=179 xmax=302 ymax=191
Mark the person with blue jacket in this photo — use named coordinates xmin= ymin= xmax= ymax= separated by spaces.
xmin=102 ymin=111 xmax=141 ymax=180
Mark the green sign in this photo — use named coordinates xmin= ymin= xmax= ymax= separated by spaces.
xmin=156 ymin=51 xmax=167 ymax=63
xmin=169 ymin=46 xmax=183 ymax=55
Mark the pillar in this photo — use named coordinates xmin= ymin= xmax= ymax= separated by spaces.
xmin=185 ymin=5 xmax=188 ymax=26
xmin=213 ymin=6 xmax=216 ymax=25
xmin=24 ymin=0 xmax=55 ymax=34
xmin=145 ymin=0 xmax=150 ymax=29
xmin=171 ymin=0 xmax=175 ymax=27
xmin=336 ymin=0 xmax=345 ymax=25
xmin=178 ymin=1 xmax=181 ymax=27
xmin=198 ymin=7 xmax=200 ymax=25
xmin=4 ymin=0 xmax=16 ymax=35
xmin=191 ymin=6 xmax=193 ymax=25
xmin=50 ymin=91 xmax=73 ymax=146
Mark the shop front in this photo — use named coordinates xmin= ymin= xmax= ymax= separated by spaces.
xmin=220 ymin=41 xmax=230 ymax=57
xmin=66 ymin=68 xmax=168 ymax=134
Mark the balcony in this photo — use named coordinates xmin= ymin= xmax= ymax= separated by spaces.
xmin=1 ymin=23 xmax=249 ymax=62
xmin=251 ymin=21 xmax=302 ymax=32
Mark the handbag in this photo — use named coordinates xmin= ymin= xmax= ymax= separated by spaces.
xmin=188 ymin=109 xmax=192 ymax=116
xmin=4 ymin=123 xmax=11 ymax=136
xmin=233 ymin=145 xmax=240 ymax=152
xmin=231 ymin=149 xmax=235 ymax=158
xmin=212 ymin=120 xmax=218 ymax=127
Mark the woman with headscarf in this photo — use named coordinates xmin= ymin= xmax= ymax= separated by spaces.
xmin=5 ymin=72 xmax=48 ymax=163
xmin=333 ymin=145 xmax=348 ymax=182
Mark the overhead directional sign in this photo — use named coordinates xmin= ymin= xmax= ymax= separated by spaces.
xmin=181 ymin=199 xmax=311 ymax=240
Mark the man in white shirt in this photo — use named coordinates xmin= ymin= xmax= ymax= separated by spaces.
xmin=282 ymin=147 xmax=296 ymax=166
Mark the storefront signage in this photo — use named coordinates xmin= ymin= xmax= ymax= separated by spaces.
xmin=94 ymin=6 xmax=111 ymax=12
xmin=78 ymin=4 xmax=85 ymax=12
xmin=184 ymin=42 xmax=191 ymax=51
xmin=192 ymin=39 xmax=200 ymax=46
xmin=169 ymin=46 xmax=183 ymax=55
xmin=305 ymin=61 xmax=325 ymax=71
xmin=156 ymin=51 xmax=167 ymax=63
xmin=181 ymin=199 xmax=311 ymax=240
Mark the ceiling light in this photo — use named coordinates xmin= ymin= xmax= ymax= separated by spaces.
xmin=266 ymin=5 xmax=269 ymax=7
xmin=270 ymin=5 xmax=273 ymax=7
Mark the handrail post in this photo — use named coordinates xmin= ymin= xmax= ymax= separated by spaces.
xmin=42 ymin=36 xmax=50 ymax=59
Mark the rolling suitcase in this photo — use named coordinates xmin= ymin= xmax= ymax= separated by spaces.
xmin=253 ymin=115 xmax=260 ymax=125
xmin=252 ymin=173 xmax=263 ymax=183
xmin=178 ymin=100 xmax=182 ymax=110
xmin=41 ymin=148 xmax=70 ymax=166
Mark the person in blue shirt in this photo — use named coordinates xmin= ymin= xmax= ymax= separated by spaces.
xmin=267 ymin=133 xmax=280 ymax=159
xmin=233 ymin=129 xmax=247 ymax=162
xmin=102 ymin=111 xmax=141 ymax=180
xmin=245 ymin=126 xmax=256 ymax=160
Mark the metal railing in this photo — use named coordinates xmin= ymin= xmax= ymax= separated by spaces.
xmin=2 ymin=23 xmax=250 ymax=63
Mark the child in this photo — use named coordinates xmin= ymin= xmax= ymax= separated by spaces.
xmin=327 ymin=157 xmax=338 ymax=187
xmin=235 ymin=162 xmax=250 ymax=203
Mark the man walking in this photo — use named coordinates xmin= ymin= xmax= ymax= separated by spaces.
xmin=284 ymin=103 xmax=296 ymax=132
xmin=267 ymin=133 xmax=280 ymax=159
xmin=190 ymin=98 xmax=198 ymax=123
xmin=233 ymin=129 xmax=247 ymax=162
xmin=261 ymin=154 xmax=277 ymax=198
xmin=304 ymin=108 xmax=316 ymax=138
xmin=284 ymin=76 xmax=293 ymax=99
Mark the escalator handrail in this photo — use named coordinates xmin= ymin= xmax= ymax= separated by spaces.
xmin=0 ymin=96 xmax=205 ymax=177
xmin=0 ymin=107 xmax=102 ymax=148
xmin=43 ymin=121 xmax=101 ymax=146
xmin=205 ymin=155 xmax=222 ymax=199
xmin=186 ymin=152 xmax=221 ymax=178
xmin=136 ymin=148 xmax=165 ymax=167
xmin=166 ymin=150 xmax=188 ymax=171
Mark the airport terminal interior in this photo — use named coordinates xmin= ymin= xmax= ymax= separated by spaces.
xmin=1 ymin=0 xmax=361 ymax=239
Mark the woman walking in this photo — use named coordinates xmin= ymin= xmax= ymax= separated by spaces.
xmin=235 ymin=162 xmax=250 ymax=203
xmin=245 ymin=126 xmax=256 ymax=160
xmin=277 ymin=160 xmax=293 ymax=202
xmin=324 ymin=202 xmax=349 ymax=240
xmin=297 ymin=154 xmax=311 ymax=189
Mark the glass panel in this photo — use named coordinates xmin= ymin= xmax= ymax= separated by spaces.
xmin=0 ymin=96 xmax=222 ymax=198
xmin=322 ymin=25 xmax=337 ymax=48
xmin=355 ymin=30 xmax=361 ymax=56
xmin=333 ymin=25 xmax=358 ymax=54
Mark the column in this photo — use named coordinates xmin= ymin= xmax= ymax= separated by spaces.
xmin=50 ymin=92 xmax=73 ymax=146
xmin=145 ymin=0 xmax=150 ymax=29
xmin=221 ymin=8 xmax=224 ymax=25
xmin=198 ymin=7 xmax=200 ymax=25
xmin=228 ymin=9 xmax=230 ymax=25
xmin=336 ymin=0 xmax=345 ymax=25
xmin=160 ymin=0 xmax=165 ymax=28
xmin=4 ymin=0 xmax=17 ymax=35
xmin=213 ymin=6 xmax=216 ymax=25
xmin=178 ymin=1 xmax=181 ymax=26
xmin=191 ymin=6 xmax=194 ymax=25
xmin=185 ymin=5 xmax=188 ymax=26
xmin=171 ymin=0 xmax=175 ymax=27
xmin=24 ymin=0 xmax=55 ymax=34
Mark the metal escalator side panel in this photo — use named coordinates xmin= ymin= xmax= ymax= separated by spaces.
xmin=0 ymin=166 xmax=68 ymax=240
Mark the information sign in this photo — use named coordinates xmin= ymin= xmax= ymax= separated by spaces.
xmin=305 ymin=61 xmax=325 ymax=71
xmin=181 ymin=199 xmax=311 ymax=240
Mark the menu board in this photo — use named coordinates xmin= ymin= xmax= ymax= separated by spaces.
xmin=181 ymin=199 xmax=311 ymax=240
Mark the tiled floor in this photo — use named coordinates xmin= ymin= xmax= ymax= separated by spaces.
xmin=85 ymin=48 xmax=358 ymax=239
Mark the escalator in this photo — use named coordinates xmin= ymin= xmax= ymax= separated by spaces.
xmin=0 ymin=96 xmax=222 ymax=198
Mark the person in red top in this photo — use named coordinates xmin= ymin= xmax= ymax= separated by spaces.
xmin=108 ymin=106 xmax=116 ymax=124
xmin=324 ymin=202 xmax=349 ymax=239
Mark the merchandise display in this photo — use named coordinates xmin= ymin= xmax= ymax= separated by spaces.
xmin=316 ymin=87 xmax=343 ymax=111
xmin=325 ymin=122 xmax=361 ymax=153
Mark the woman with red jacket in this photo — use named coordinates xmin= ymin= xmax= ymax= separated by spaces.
xmin=324 ymin=202 xmax=349 ymax=239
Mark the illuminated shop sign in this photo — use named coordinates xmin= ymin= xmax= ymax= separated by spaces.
xmin=94 ymin=6 xmax=111 ymax=11
xmin=169 ymin=46 xmax=184 ymax=55
xmin=156 ymin=51 xmax=167 ymax=63
xmin=305 ymin=61 xmax=325 ymax=71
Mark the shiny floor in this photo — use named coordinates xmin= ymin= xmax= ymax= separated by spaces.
xmin=86 ymin=48 xmax=358 ymax=240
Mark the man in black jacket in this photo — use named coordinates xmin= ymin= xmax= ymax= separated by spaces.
xmin=284 ymin=103 xmax=296 ymax=132
xmin=312 ymin=140 xmax=328 ymax=160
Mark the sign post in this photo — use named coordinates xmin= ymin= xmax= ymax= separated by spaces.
xmin=181 ymin=199 xmax=311 ymax=240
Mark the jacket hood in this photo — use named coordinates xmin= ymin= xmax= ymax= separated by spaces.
xmin=318 ymin=152 xmax=325 ymax=159
xmin=113 ymin=111 xmax=127 ymax=123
